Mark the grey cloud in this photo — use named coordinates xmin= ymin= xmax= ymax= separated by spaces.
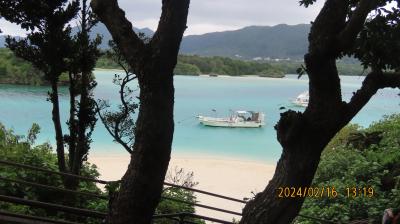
xmin=117 ymin=0 xmax=324 ymax=34
xmin=1 ymin=0 xmax=324 ymax=36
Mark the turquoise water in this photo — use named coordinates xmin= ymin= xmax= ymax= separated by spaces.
xmin=0 ymin=71 xmax=398 ymax=162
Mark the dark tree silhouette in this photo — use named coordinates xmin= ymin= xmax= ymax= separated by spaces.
xmin=0 ymin=0 xmax=101 ymax=190
xmin=0 ymin=0 xmax=79 ymax=173
xmin=91 ymin=0 xmax=190 ymax=223
xmin=65 ymin=0 xmax=102 ymax=189
xmin=240 ymin=1 xmax=400 ymax=223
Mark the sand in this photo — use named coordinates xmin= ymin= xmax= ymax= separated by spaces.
xmin=89 ymin=155 xmax=276 ymax=221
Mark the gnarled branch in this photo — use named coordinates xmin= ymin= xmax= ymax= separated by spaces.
xmin=347 ymin=71 xmax=400 ymax=119
xmin=150 ymin=0 xmax=190 ymax=62
xmin=90 ymin=0 xmax=145 ymax=73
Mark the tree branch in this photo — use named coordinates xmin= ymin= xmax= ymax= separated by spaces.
xmin=95 ymin=101 xmax=133 ymax=154
xmin=337 ymin=0 xmax=379 ymax=51
xmin=308 ymin=0 xmax=348 ymax=56
xmin=90 ymin=0 xmax=145 ymax=72
xmin=347 ymin=71 xmax=400 ymax=119
xmin=150 ymin=0 xmax=190 ymax=62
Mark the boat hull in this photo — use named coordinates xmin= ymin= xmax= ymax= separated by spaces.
xmin=292 ymin=100 xmax=308 ymax=107
xmin=198 ymin=116 xmax=264 ymax=128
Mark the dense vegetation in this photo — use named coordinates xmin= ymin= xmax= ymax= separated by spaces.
xmin=1 ymin=48 xmax=366 ymax=85
xmin=176 ymin=55 xmax=285 ymax=77
xmin=97 ymin=53 xmax=285 ymax=77
xmin=97 ymin=54 xmax=365 ymax=77
xmin=0 ymin=48 xmax=44 ymax=85
xmin=0 ymin=122 xmax=202 ymax=223
xmin=0 ymin=48 xmax=70 ymax=85
xmin=0 ymin=123 xmax=106 ymax=223
xmin=298 ymin=115 xmax=400 ymax=223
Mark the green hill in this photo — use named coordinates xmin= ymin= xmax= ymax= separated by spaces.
xmin=180 ymin=24 xmax=310 ymax=59
xmin=3 ymin=23 xmax=310 ymax=59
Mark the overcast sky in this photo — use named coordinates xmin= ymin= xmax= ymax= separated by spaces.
xmin=0 ymin=0 xmax=324 ymax=36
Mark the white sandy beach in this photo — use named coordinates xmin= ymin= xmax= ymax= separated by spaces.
xmin=89 ymin=155 xmax=276 ymax=221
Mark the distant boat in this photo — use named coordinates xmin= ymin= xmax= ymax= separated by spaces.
xmin=293 ymin=91 xmax=309 ymax=107
xmin=197 ymin=110 xmax=265 ymax=128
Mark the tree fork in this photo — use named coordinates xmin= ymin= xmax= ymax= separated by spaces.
xmin=91 ymin=0 xmax=190 ymax=223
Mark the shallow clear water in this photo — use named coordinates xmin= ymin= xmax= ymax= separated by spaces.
xmin=0 ymin=71 xmax=398 ymax=163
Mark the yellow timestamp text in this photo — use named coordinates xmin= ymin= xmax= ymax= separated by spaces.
xmin=276 ymin=186 xmax=374 ymax=199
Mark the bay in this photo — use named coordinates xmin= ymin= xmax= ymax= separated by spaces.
xmin=0 ymin=70 xmax=398 ymax=162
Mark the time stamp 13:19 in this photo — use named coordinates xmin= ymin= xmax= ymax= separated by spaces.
xmin=277 ymin=187 xmax=374 ymax=198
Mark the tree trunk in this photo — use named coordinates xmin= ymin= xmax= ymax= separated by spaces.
xmin=91 ymin=1 xmax=189 ymax=223
xmin=241 ymin=148 xmax=321 ymax=224
xmin=239 ymin=0 xmax=368 ymax=222
xmin=73 ymin=70 xmax=94 ymax=177
xmin=241 ymin=53 xmax=347 ymax=224
xmin=50 ymin=81 xmax=66 ymax=173
xmin=68 ymin=72 xmax=77 ymax=173
xmin=111 ymin=66 xmax=175 ymax=224
xmin=240 ymin=111 xmax=340 ymax=223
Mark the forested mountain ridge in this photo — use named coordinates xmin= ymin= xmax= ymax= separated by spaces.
xmin=70 ymin=23 xmax=154 ymax=49
xmin=74 ymin=23 xmax=311 ymax=59
xmin=180 ymin=24 xmax=310 ymax=59
xmin=2 ymin=23 xmax=310 ymax=59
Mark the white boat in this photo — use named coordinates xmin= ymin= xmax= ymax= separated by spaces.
xmin=293 ymin=91 xmax=309 ymax=107
xmin=197 ymin=111 xmax=265 ymax=128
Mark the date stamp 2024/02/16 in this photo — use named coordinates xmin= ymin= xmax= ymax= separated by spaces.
xmin=276 ymin=186 xmax=374 ymax=199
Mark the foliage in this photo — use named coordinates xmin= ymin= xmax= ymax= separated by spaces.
xmin=0 ymin=0 xmax=79 ymax=82
xmin=96 ymin=53 xmax=365 ymax=77
xmin=324 ymin=124 xmax=361 ymax=151
xmin=0 ymin=123 xmax=107 ymax=223
xmin=0 ymin=48 xmax=367 ymax=85
xmin=298 ymin=115 xmax=400 ymax=223
xmin=176 ymin=55 xmax=285 ymax=77
xmin=351 ymin=4 xmax=400 ymax=71
xmin=174 ymin=61 xmax=201 ymax=76
xmin=1 ymin=1 xmax=102 ymax=190
xmin=0 ymin=48 xmax=44 ymax=85
xmin=0 ymin=0 xmax=80 ymax=176
xmin=64 ymin=0 xmax=102 ymax=181
xmin=155 ymin=167 xmax=204 ymax=224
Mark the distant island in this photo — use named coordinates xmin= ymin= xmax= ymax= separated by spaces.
xmin=0 ymin=47 xmax=366 ymax=85
xmin=97 ymin=54 xmax=286 ymax=78
xmin=0 ymin=23 xmax=368 ymax=85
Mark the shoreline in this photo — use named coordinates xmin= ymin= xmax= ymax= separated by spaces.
xmin=94 ymin=68 xmax=284 ymax=79
xmin=89 ymin=153 xmax=276 ymax=220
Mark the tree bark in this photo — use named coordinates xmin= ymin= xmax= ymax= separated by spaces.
xmin=240 ymin=61 xmax=345 ymax=223
xmin=74 ymin=70 xmax=91 ymax=175
xmin=111 ymin=69 xmax=175 ymax=223
xmin=68 ymin=72 xmax=77 ymax=174
xmin=50 ymin=81 xmax=66 ymax=173
xmin=240 ymin=0 xmax=390 ymax=223
xmin=91 ymin=0 xmax=190 ymax=223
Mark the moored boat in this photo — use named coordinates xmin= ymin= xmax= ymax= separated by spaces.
xmin=292 ymin=91 xmax=309 ymax=107
xmin=197 ymin=110 xmax=265 ymax=128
